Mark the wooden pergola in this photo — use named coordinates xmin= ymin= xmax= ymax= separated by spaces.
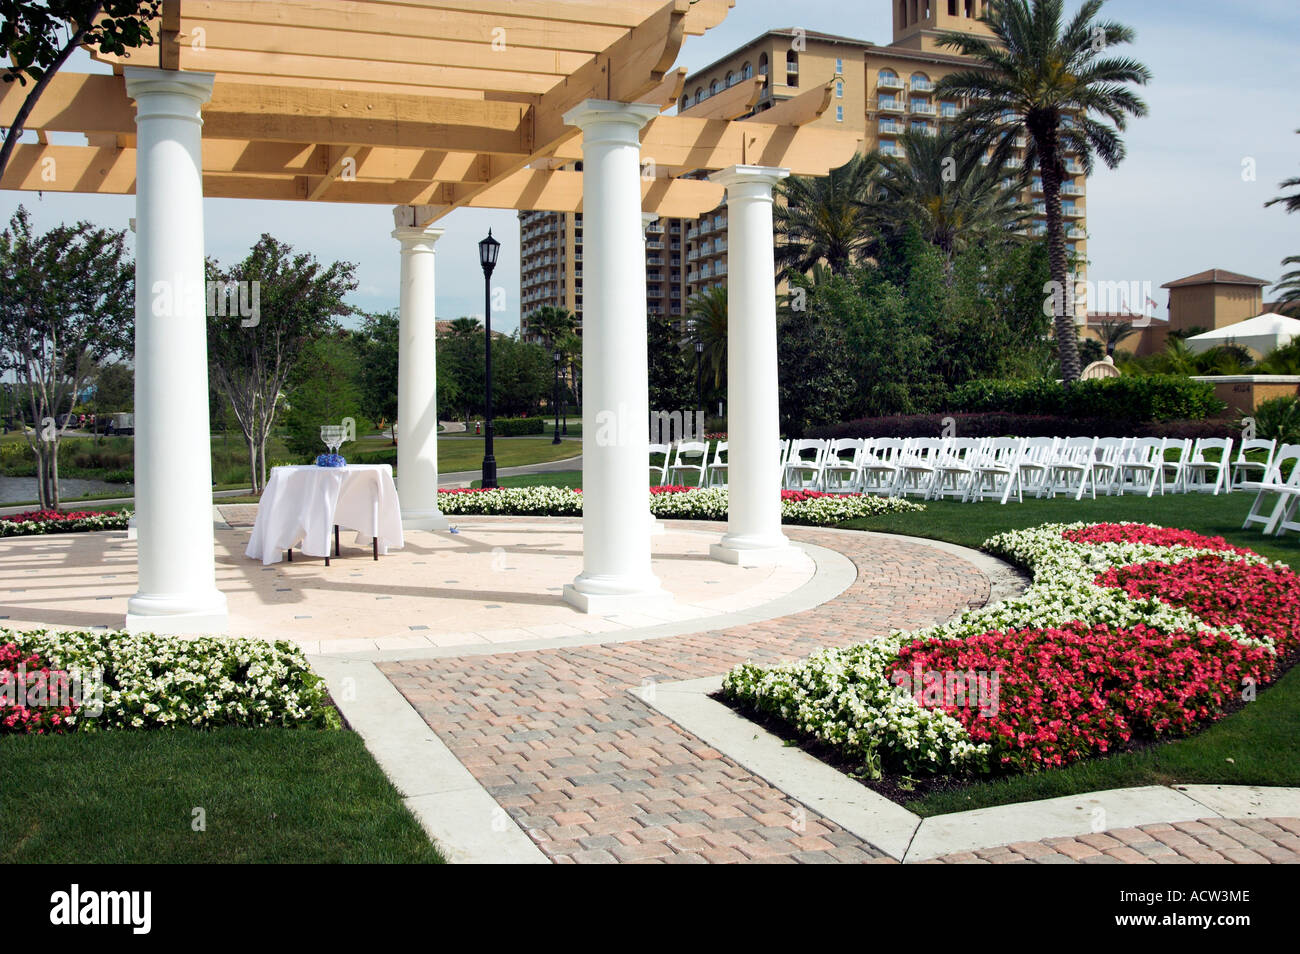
xmin=1 ymin=0 xmax=858 ymax=219
xmin=0 ymin=0 xmax=862 ymax=633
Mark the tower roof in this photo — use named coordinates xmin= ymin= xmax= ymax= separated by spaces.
xmin=1162 ymin=268 xmax=1270 ymax=289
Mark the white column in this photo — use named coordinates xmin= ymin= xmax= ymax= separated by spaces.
xmin=709 ymin=165 xmax=794 ymax=566
xmin=392 ymin=217 xmax=449 ymax=531
xmin=561 ymin=99 xmax=665 ymax=613
xmin=123 ymin=67 xmax=227 ymax=634
xmin=641 ymin=212 xmax=665 ymax=537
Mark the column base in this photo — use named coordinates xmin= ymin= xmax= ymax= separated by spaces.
xmin=648 ymin=513 xmax=665 ymax=536
xmin=710 ymin=534 xmax=797 ymax=567
xmin=402 ymin=509 xmax=450 ymax=532
xmin=125 ymin=589 xmax=229 ymax=635
xmin=562 ymin=577 xmax=668 ymax=615
xmin=125 ymin=515 xmax=138 ymax=541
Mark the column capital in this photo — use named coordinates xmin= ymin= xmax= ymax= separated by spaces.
xmin=562 ymin=99 xmax=660 ymax=145
xmin=124 ymin=67 xmax=215 ymax=120
xmin=391 ymin=223 xmax=445 ymax=251
xmin=709 ymin=164 xmax=790 ymax=197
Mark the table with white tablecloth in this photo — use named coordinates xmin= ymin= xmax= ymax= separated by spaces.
xmin=244 ymin=464 xmax=404 ymax=565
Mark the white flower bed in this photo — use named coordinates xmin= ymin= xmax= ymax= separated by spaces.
xmin=723 ymin=522 xmax=1274 ymax=778
xmin=0 ymin=509 xmax=132 ymax=537
xmin=436 ymin=486 xmax=920 ymax=525
xmin=6 ymin=628 xmax=338 ymax=731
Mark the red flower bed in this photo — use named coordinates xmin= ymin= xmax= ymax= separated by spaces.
xmin=0 ymin=509 xmax=118 ymax=524
xmin=0 ymin=643 xmax=76 ymax=735
xmin=1096 ymin=554 xmax=1300 ymax=659
xmin=1062 ymin=523 xmax=1253 ymax=556
xmin=781 ymin=489 xmax=864 ymax=502
xmin=890 ymin=623 xmax=1271 ymax=772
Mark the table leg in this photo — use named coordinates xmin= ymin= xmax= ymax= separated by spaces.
xmin=373 ymin=537 xmax=378 ymax=561
xmin=334 ymin=524 xmax=340 ymax=557
xmin=286 ymin=548 xmax=292 ymax=562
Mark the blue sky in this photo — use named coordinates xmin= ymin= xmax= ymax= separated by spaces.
xmin=1 ymin=0 xmax=1297 ymax=333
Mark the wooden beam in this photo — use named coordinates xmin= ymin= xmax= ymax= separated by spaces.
xmin=533 ymin=0 xmax=690 ymax=146
xmin=677 ymin=77 xmax=764 ymax=120
xmin=741 ymin=78 xmax=836 ymax=127
xmin=643 ymin=67 xmax=688 ymax=111
xmin=178 ymin=0 xmax=628 ymax=53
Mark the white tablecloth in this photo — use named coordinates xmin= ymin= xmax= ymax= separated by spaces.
xmin=245 ymin=464 xmax=404 ymax=565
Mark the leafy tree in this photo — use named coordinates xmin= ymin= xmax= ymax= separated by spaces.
xmin=866 ymin=129 xmax=1031 ymax=257
xmin=283 ymin=332 xmax=365 ymax=459
xmin=773 ymin=152 xmax=880 ymax=277
xmin=647 ymin=315 xmax=692 ymax=413
xmin=0 ymin=206 xmax=132 ymax=507
xmin=355 ymin=310 xmax=399 ymax=437
xmin=88 ymin=360 xmax=132 ymax=418
xmin=937 ymin=0 xmax=1151 ymax=382
xmin=0 ymin=1 xmax=162 ymax=180
xmin=206 ymin=235 xmax=356 ymax=492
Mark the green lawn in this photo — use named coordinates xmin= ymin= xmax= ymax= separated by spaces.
xmin=484 ymin=469 xmax=584 ymax=489
xmin=355 ymin=436 xmax=579 ymax=473
xmin=1 ymin=728 xmax=444 ymax=863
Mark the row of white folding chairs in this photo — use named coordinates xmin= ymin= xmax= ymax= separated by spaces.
xmin=1241 ymin=443 xmax=1300 ymax=536
xmin=650 ymin=440 xmax=728 ymax=487
xmin=778 ymin=435 xmax=1276 ymax=503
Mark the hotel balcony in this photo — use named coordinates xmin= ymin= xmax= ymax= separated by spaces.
xmin=879 ymin=99 xmax=905 ymax=113
xmin=878 ymin=75 xmax=904 ymax=90
xmin=909 ymin=78 xmax=933 ymax=93
xmin=878 ymin=121 xmax=901 ymax=135
xmin=1061 ymin=182 xmax=1084 ymax=196
xmin=1063 ymin=204 xmax=1083 ymax=218
xmin=910 ymin=101 xmax=936 ymax=116
xmin=1068 ymin=227 xmax=1087 ymax=239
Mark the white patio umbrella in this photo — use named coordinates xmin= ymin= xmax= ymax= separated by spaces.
xmin=1184 ymin=312 xmax=1300 ymax=355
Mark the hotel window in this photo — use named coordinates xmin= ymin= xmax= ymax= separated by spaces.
xmin=836 ymin=105 xmax=844 ymax=122
xmin=742 ymin=61 xmax=753 ymax=79
xmin=836 ymin=80 xmax=843 ymax=98
xmin=725 ymin=70 xmax=734 ymax=88
xmin=940 ymin=101 xmax=957 ymax=118
xmin=835 ymin=58 xmax=843 ymax=73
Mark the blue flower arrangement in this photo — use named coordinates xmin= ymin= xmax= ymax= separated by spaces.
xmin=315 ymin=453 xmax=347 ymax=467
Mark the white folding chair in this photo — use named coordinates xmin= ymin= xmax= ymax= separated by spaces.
xmin=930 ymin=437 xmax=983 ymax=500
xmin=1232 ymin=438 xmax=1277 ymax=490
xmin=705 ymin=441 xmax=728 ymax=487
xmin=1116 ymin=437 xmax=1166 ymax=497
xmin=1088 ymin=437 xmax=1128 ymax=497
xmin=1043 ymin=436 xmax=1098 ymax=499
xmin=858 ymin=438 xmax=906 ymax=496
xmin=1014 ymin=437 xmax=1057 ymax=498
xmin=666 ymin=440 xmax=709 ymax=486
xmin=648 ymin=442 xmax=671 ymax=486
xmin=1160 ymin=438 xmax=1194 ymax=494
xmin=896 ymin=438 xmax=945 ymax=498
xmin=967 ymin=437 xmax=1025 ymax=504
xmin=1242 ymin=444 xmax=1300 ymax=533
xmin=820 ymin=438 xmax=865 ymax=492
xmin=783 ymin=439 xmax=827 ymax=491
xmin=1183 ymin=437 xmax=1234 ymax=495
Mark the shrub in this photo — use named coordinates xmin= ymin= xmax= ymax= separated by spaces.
xmin=949 ymin=375 xmax=1223 ymax=423
xmin=1252 ymin=395 xmax=1300 ymax=445
xmin=493 ymin=416 xmax=546 ymax=437
xmin=0 ymin=509 xmax=131 ymax=537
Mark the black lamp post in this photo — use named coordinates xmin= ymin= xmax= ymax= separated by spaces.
xmin=478 ymin=229 xmax=500 ymax=488
xmin=552 ymin=350 xmax=563 ymax=445
xmin=694 ymin=339 xmax=704 ymax=422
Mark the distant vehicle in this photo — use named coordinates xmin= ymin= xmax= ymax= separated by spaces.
xmin=110 ymin=412 xmax=135 ymax=435
xmin=56 ymin=413 xmax=77 ymax=427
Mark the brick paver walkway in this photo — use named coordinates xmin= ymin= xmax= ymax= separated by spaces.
xmin=382 ymin=527 xmax=988 ymax=863
xmin=380 ymin=526 xmax=1300 ymax=864
xmin=926 ymin=818 xmax=1300 ymax=864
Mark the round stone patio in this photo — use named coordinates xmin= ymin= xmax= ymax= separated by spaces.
xmin=0 ymin=508 xmax=817 ymax=654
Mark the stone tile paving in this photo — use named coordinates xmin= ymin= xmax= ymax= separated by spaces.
xmin=381 ymin=527 xmax=987 ymax=863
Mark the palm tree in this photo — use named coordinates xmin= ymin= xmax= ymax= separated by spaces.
xmin=525 ymin=304 xmax=576 ymax=350
xmin=865 ymin=129 xmax=1032 ymax=256
xmin=1265 ymin=130 xmax=1300 ymax=214
xmin=936 ymin=0 xmax=1151 ymax=382
xmin=685 ymin=286 xmax=727 ymax=390
xmin=773 ymin=152 xmax=880 ymax=277
xmin=1272 ymin=255 xmax=1300 ymax=316
xmin=1096 ymin=316 xmax=1139 ymax=356
xmin=447 ymin=316 xmax=481 ymax=338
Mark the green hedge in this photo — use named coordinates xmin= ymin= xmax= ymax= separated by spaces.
xmin=950 ymin=375 xmax=1224 ymax=423
xmin=493 ymin=416 xmax=546 ymax=436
